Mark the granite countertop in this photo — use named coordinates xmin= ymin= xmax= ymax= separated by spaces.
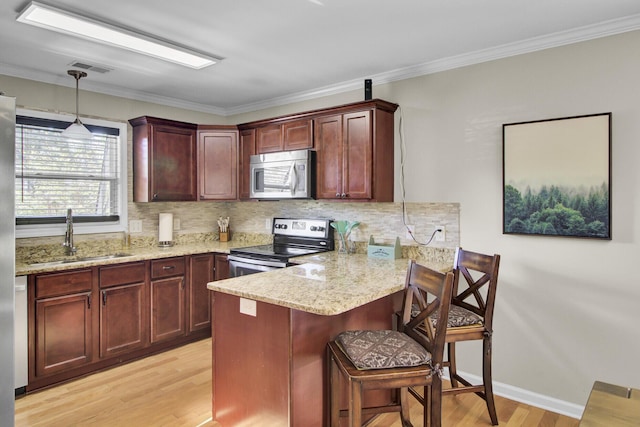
xmin=15 ymin=241 xmax=246 ymax=276
xmin=206 ymin=251 xmax=453 ymax=316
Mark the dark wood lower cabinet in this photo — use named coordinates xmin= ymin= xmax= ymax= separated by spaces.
xmin=99 ymin=262 xmax=147 ymax=358
xmin=214 ymin=253 xmax=229 ymax=281
xmin=27 ymin=252 xmax=224 ymax=393
xmin=189 ymin=254 xmax=214 ymax=333
xmin=35 ymin=292 xmax=92 ymax=377
xmin=100 ymin=283 xmax=146 ymax=357
xmin=150 ymin=276 xmax=185 ymax=343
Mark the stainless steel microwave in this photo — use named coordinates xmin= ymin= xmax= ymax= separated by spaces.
xmin=249 ymin=149 xmax=315 ymax=199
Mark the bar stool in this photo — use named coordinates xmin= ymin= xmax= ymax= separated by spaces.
xmin=327 ymin=260 xmax=455 ymax=427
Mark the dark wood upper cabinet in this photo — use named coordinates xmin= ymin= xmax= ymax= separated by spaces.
xmin=197 ymin=126 xmax=239 ymax=201
xmin=256 ymin=124 xmax=283 ymax=153
xmin=314 ymin=100 xmax=397 ymax=201
xmin=238 ymin=128 xmax=256 ymax=200
xmin=130 ymin=116 xmax=198 ymax=202
xmin=253 ymin=119 xmax=313 ymax=154
xmin=130 ymin=99 xmax=396 ymax=203
xmin=282 ymin=119 xmax=313 ymax=151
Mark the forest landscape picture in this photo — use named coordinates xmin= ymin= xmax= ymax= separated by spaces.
xmin=503 ymin=113 xmax=611 ymax=239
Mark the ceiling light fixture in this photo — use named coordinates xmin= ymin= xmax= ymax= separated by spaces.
xmin=16 ymin=1 xmax=219 ymax=69
xmin=61 ymin=69 xmax=92 ymax=139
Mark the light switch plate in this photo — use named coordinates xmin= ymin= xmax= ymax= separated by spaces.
xmin=240 ymin=298 xmax=257 ymax=317
xmin=129 ymin=220 xmax=142 ymax=233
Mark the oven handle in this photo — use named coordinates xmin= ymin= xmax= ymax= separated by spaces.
xmin=228 ymin=255 xmax=288 ymax=269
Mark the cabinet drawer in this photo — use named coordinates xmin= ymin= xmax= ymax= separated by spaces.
xmin=99 ymin=262 xmax=146 ymax=288
xmin=151 ymin=257 xmax=185 ymax=279
xmin=35 ymin=269 xmax=93 ymax=299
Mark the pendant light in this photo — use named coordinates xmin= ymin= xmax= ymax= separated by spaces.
xmin=61 ymin=69 xmax=92 ymax=138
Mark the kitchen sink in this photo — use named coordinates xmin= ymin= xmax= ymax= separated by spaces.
xmin=29 ymin=253 xmax=134 ymax=267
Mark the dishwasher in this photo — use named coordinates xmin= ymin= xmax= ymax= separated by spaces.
xmin=15 ymin=275 xmax=27 ymax=395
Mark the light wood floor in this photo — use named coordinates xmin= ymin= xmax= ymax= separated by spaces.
xmin=15 ymin=338 xmax=579 ymax=427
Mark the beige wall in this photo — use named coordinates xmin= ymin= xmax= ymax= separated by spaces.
xmin=235 ymin=31 xmax=640 ymax=410
xmin=5 ymin=28 xmax=640 ymax=412
xmin=382 ymin=31 xmax=638 ymax=409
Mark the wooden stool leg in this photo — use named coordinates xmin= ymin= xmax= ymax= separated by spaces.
xmin=328 ymin=348 xmax=340 ymax=427
xmin=430 ymin=379 xmax=443 ymax=427
xmin=399 ymin=387 xmax=413 ymax=426
xmin=349 ymin=379 xmax=362 ymax=427
xmin=483 ymin=336 xmax=498 ymax=425
xmin=448 ymin=342 xmax=458 ymax=387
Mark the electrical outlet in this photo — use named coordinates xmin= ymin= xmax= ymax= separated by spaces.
xmin=173 ymin=218 xmax=181 ymax=230
xmin=405 ymin=225 xmax=415 ymax=240
xmin=129 ymin=220 xmax=142 ymax=233
xmin=435 ymin=225 xmax=446 ymax=242
xmin=266 ymin=218 xmax=272 ymax=230
xmin=240 ymin=298 xmax=257 ymax=317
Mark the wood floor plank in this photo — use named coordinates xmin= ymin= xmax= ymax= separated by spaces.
xmin=15 ymin=338 xmax=579 ymax=426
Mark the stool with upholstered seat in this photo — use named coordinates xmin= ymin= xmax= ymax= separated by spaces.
xmin=405 ymin=247 xmax=501 ymax=425
xmin=327 ymin=260 xmax=455 ymax=427
xmin=441 ymin=247 xmax=501 ymax=425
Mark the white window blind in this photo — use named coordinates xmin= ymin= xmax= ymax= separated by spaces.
xmin=15 ymin=116 xmax=121 ymax=225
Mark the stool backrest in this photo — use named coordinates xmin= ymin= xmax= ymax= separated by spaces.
xmin=399 ymin=260 xmax=454 ymax=371
xmin=452 ymin=247 xmax=501 ymax=331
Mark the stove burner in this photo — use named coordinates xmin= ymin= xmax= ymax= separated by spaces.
xmin=229 ymin=218 xmax=334 ymax=266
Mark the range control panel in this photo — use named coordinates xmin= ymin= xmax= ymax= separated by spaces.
xmin=272 ymin=218 xmax=331 ymax=239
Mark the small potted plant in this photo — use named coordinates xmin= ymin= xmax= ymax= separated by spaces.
xmin=330 ymin=220 xmax=360 ymax=254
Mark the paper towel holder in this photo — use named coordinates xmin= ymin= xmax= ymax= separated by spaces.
xmin=158 ymin=212 xmax=174 ymax=247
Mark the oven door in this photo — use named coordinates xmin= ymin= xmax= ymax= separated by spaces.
xmin=228 ymin=255 xmax=287 ymax=277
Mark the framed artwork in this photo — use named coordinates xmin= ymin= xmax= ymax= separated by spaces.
xmin=503 ymin=113 xmax=611 ymax=239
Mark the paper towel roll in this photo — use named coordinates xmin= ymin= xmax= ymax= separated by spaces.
xmin=158 ymin=213 xmax=173 ymax=244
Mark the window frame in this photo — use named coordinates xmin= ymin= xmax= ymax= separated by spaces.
xmin=15 ymin=109 xmax=128 ymax=238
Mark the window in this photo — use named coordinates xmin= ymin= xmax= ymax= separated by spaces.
xmin=15 ymin=109 xmax=127 ymax=238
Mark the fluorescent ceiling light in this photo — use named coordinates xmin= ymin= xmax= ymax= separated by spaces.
xmin=17 ymin=1 xmax=220 ymax=69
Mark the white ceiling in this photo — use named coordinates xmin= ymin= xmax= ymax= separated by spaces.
xmin=2 ymin=0 xmax=640 ymax=116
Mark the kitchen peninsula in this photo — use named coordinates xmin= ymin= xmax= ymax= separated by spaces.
xmin=207 ymin=251 xmax=453 ymax=426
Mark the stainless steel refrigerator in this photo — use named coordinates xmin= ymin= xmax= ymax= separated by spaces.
xmin=0 ymin=94 xmax=16 ymax=426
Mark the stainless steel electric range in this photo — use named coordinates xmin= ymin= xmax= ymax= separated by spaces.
xmin=228 ymin=218 xmax=334 ymax=277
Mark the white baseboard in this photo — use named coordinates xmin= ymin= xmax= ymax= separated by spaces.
xmin=443 ymin=370 xmax=585 ymax=420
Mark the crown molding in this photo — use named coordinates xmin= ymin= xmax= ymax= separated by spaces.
xmin=3 ymin=13 xmax=640 ymax=117
xmin=227 ymin=13 xmax=640 ymax=115
xmin=0 ymin=62 xmax=227 ymax=116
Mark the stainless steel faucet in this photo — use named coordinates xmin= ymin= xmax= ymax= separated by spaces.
xmin=63 ymin=208 xmax=77 ymax=255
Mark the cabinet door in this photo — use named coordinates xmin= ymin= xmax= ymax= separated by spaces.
xmin=282 ymin=119 xmax=313 ymax=151
xmin=198 ymin=130 xmax=238 ymax=200
xmin=150 ymin=276 xmax=185 ymax=343
xmin=314 ymin=115 xmax=343 ymax=199
xmin=35 ymin=292 xmax=92 ymax=377
xmin=215 ymin=254 xmax=230 ymax=280
xmin=150 ymin=124 xmax=197 ymax=201
xmin=239 ymin=129 xmax=256 ymax=200
xmin=256 ymin=124 xmax=283 ymax=153
xmin=343 ymin=111 xmax=373 ymax=199
xmin=189 ymin=254 xmax=214 ymax=333
xmin=100 ymin=283 xmax=146 ymax=358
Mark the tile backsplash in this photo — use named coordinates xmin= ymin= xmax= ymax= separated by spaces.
xmin=17 ymin=201 xmax=459 ymax=254
xmin=128 ymin=200 xmax=459 ymax=247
